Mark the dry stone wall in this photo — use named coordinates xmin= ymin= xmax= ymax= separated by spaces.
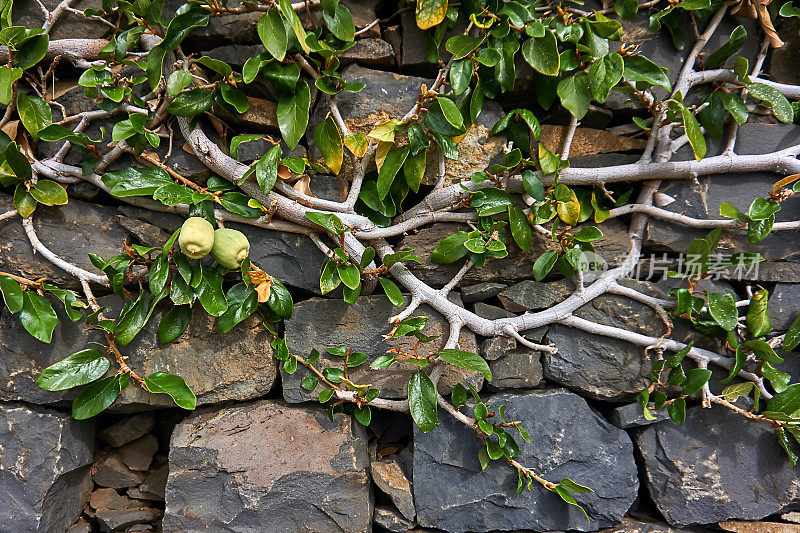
xmin=2 ymin=1 xmax=800 ymax=532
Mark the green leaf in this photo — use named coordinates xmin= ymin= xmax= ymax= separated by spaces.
xmin=279 ymin=0 xmax=310 ymax=53
xmin=446 ymin=35 xmax=482 ymax=59
xmin=748 ymin=197 xmax=781 ymax=221
xmin=522 ymin=170 xmax=545 ymax=201
xmin=218 ymin=283 xmax=257 ymax=333
xmin=707 ymin=292 xmax=738 ymax=331
xmin=623 ymin=55 xmax=671 ymax=92
xmin=588 ymin=53 xmax=623 ymax=103
xmin=196 ymin=266 xmax=228 ymax=317
xmin=437 ymin=97 xmax=465 ymax=129
xmin=509 ymin=206 xmax=532 ymax=253
xmin=431 ymin=231 xmax=469 ymax=264
xmin=533 ymin=250 xmax=558 ymax=281
xmin=784 ymin=314 xmax=800 ymax=353
xmin=555 ymin=487 xmax=590 ymax=522
xmin=0 ymin=275 xmax=23 ymax=313
xmin=144 ymin=372 xmax=197 ymax=409
xmin=36 ymin=349 xmax=109 ymax=391
xmin=353 ymin=405 xmax=371 ymax=426
xmin=408 ymin=370 xmax=438 ymax=432
xmin=681 ymin=368 xmax=712 ymax=395
xmin=16 ymin=92 xmax=51 ymax=139
xmin=743 ymin=339 xmax=783 ymax=364
xmin=0 ymin=65 xmax=22 ymax=105
xmin=14 ymin=34 xmax=49 ymax=70
xmin=72 ymin=376 xmax=120 ymax=419
xmin=27 ymin=180 xmax=67 ymax=207
xmin=746 ymin=289 xmax=771 ymax=337
xmin=166 ymin=70 xmax=192 ymax=97
xmin=559 ymin=478 xmax=593 ymax=493
xmin=277 ymin=81 xmax=310 ymax=150
xmin=377 ymin=145 xmax=410 ymax=200
xmin=681 ymin=105 xmax=706 ymax=161
xmin=416 ymin=0 xmax=448 ymax=29
xmin=719 ymin=92 xmax=748 ymax=125
xmin=219 ymin=84 xmax=249 ymax=114
xmin=166 ymin=88 xmax=214 ymax=117
xmin=19 ymin=291 xmax=58 ymax=343
xmin=314 ymin=116 xmax=344 ymax=175
xmin=115 ymin=291 xmax=152 ymax=346
xmin=471 ymin=188 xmax=513 ymax=216
xmin=748 ymin=83 xmax=794 ymax=123
xmin=379 ymin=277 xmax=404 ymax=306
xmin=668 ymin=397 xmax=686 ymax=424
xmin=437 ymin=349 xmax=492 ymax=381
xmin=704 ymin=25 xmax=746 ymax=68
xmin=557 ymin=72 xmax=591 ymax=119
xmin=748 ymin=215 xmax=774 ymax=244
xmin=255 ymin=144 xmax=282 ymax=194
xmin=158 ymin=305 xmax=192 ymax=344
xmin=258 ymin=9 xmax=288 ymax=60
xmin=337 ymin=263 xmax=361 ymax=290
xmin=323 ymin=3 xmax=355 ymax=41
xmin=573 ymin=226 xmax=603 ymax=242
xmin=521 ymin=31 xmax=560 ymax=76
xmin=766 ymin=383 xmax=800 ymax=418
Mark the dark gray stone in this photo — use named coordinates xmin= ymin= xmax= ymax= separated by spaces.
xmin=544 ymin=283 xmax=663 ymax=401
xmin=498 ymin=279 xmax=575 ymax=313
xmin=99 ymin=413 xmax=155 ymax=447
xmin=93 ymin=454 xmax=146 ymax=489
xmin=202 ymin=44 xmax=265 ymax=69
xmin=0 ymin=294 xmax=278 ymax=410
xmin=480 ymin=336 xmax=517 ymax=361
xmin=646 ymin=124 xmax=800 ymax=268
xmin=487 ymin=349 xmax=543 ymax=390
xmin=166 ymin=0 xmax=259 ymax=45
xmin=771 ymin=20 xmax=800 ymax=85
xmin=461 ymin=283 xmax=507 ymax=303
xmin=0 ymin=403 xmax=94 ymax=532
xmin=164 ymin=400 xmax=372 ymax=532
xmin=399 ymin=222 xmax=557 ymax=287
xmin=768 ymin=283 xmax=800 ymax=331
xmin=340 ymin=38 xmax=394 ymax=67
xmin=119 ymin=433 xmax=159 ymax=472
xmin=130 ymin=463 xmax=168 ymax=501
xmin=374 ymin=505 xmax=415 ymax=532
xmin=282 ymin=295 xmax=482 ymax=402
xmin=0 ymin=195 xmax=127 ymax=290
xmin=96 ymin=507 xmax=163 ymax=533
xmin=413 ymin=389 xmax=638 ymax=532
xmin=473 ymin=302 xmax=515 ymax=320
xmin=637 ymin=403 xmax=800 ymax=526
xmin=597 ymin=517 xmax=710 ymax=532
xmin=13 ymin=0 xmax=108 ymax=40
xmin=608 ymin=402 xmax=670 ymax=429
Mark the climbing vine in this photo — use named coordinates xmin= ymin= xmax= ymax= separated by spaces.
xmin=1 ymin=0 xmax=800 ymax=519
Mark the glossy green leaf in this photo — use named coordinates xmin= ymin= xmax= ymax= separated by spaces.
xmin=19 ymin=291 xmax=58 ymax=343
xmin=521 ymin=31 xmax=560 ymax=76
xmin=258 ymin=9 xmax=288 ymax=60
xmin=72 ymin=376 xmax=120 ymax=419
xmin=277 ymin=81 xmax=310 ymax=150
xmin=436 ymin=349 xmax=492 ymax=381
xmin=707 ymin=292 xmax=738 ymax=331
xmin=36 ymin=349 xmax=109 ymax=391
xmin=408 ymin=370 xmax=438 ymax=432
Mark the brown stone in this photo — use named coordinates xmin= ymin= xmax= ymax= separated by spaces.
xmin=539 ymin=125 xmax=648 ymax=158
xmin=719 ymin=522 xmax=800 ymax=533
xmin=218 ymin=96 xmax=278 ymax=130
xmin=340 ymin=38 xmax=394 ymax=67
xmin=90 ymin=488 xmax=134 ymax=511
xmin=371 ymin=458 xmax=415 ymax=521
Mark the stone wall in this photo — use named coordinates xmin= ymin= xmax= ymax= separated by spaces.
xmin=2 ymin=1 xmax=800 ymax=533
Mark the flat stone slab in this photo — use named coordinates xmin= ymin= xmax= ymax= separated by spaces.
xmin=164 ymin=399 xmax=372 ymax=532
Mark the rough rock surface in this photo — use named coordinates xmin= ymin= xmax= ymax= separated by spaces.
xmin=768 ymin=283 xmax=800 ymax=331
xmin=413 ymin=389 xmax=638 ymax=532
xmin=0 ymin=296 xmax=277 ymax=410
xmin=544 ymin=283 xmax=662 ymax=401
xmin=0 ymin=403 xmax=94 ymax=532
xmin=646 ymin=124 xmax=800 ymax=268
xmin=282 ymin=295 xmax=483 ymax=402
xmin=0 ymin=195 xmax=126 ymax=290
xmin=164 ymin=400 xmax=372 ymax=532
xmin=371 ymin=457 xmax=416 ymax=520
xmin=637 ymin=404 xmax=800 ymax=526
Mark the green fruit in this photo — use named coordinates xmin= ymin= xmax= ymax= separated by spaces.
xmin=211 ymin=228 xmax=250 ymax=269
xmin=178 ymin=217 xmax=215 ymax=259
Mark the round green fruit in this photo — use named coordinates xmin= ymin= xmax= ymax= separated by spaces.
xmin=211 ymin=228 xmax=250 ymax=269
xmin=178 ymin=217 xmax=215 ymax=259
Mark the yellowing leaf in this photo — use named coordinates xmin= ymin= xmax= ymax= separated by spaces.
xmin=313 ymin=116 xmax=344 ymax=175
xmin=368 ymin=118 xmax=402 ymax=143
xmin=416 ymin=0 xmax=448 ymax=30
xmin=375 ymin=140 xmax=393 ymax=173
xmin=344 ymin=132 xmax=368 ymax=157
